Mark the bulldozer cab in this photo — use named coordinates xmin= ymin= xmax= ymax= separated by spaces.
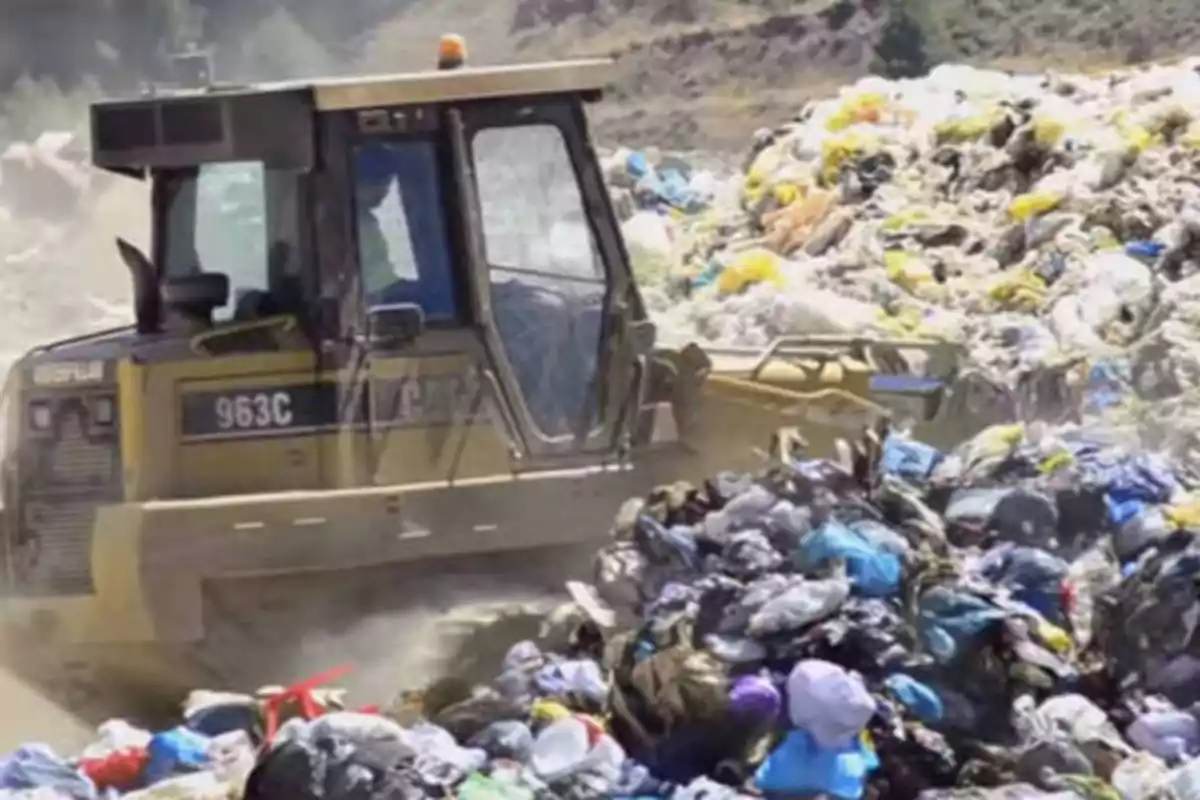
xmin=87 ymin=45 xmax=646 ymax=502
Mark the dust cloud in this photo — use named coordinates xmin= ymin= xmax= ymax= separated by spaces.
xmin=0 ymin=170 xmax=140 ymax=375
xmin=196 ymin=557 xmax=571 ymax=710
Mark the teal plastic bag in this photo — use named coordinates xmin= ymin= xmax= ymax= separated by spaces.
xmin=797 ymin=520 xmax=902 ymax=597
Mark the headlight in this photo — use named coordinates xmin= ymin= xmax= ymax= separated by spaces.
xmin=91 ymin=396 xmax=115 ymax=426
xmin=28 ymin=400 xmax=51 ymax=432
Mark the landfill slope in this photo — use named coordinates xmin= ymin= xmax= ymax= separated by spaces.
xmin=614 ymin=58 xmax=1200 ymax=471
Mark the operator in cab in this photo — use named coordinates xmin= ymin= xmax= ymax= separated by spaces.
xmin=353 ymin=141 xmax=459 ymax=323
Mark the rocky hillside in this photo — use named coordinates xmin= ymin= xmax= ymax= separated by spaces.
xmin=358 ymin=0 xmax=1200 ymax=148
xmin=0 ymin=0 xmax=1198 ymax=148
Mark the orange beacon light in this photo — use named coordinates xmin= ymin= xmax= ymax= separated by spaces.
xmin=437 ymin=34 xmax=467 ymax=70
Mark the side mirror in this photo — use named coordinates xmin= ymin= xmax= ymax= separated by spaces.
xmin=162 ymin=272 xmax=230 ymax=326
xmin=365 ymin=303 xmax=424 ymax=349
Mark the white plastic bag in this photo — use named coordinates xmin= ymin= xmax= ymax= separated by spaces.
xmin=621 ymin=211 xmax=676 ymax=284
xmin=121 ymin=770 xmax=233 ymax=800
xmin=80 ymin=718 xmax=152 ymax=760
xmin=530 ymin=717 xmax=625 ymax=783
xmin=1111 ymin=751 xmax=1171 ymax=800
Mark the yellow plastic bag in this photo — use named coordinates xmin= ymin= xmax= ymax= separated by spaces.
xmin=934 ymin=110 xmax=1002 ymax=143
xmin=965 ymin=424 xmax=1025 ymax=467
xmin=1182 ymin=121 xmax=1200 ymax=150
xmin=742 ymin=143 xmax=789 ymax=204
xmin=881 ymin=208 xmax=934 ymax=233
xmin=716 ymin=248 xmax=785 ymax=296
xmin=1032 ymin=116 xmax=1065 ymax=146
xmin=1165 ymin=497 xmax=1200 ymax=530
xmin=826 ymin=92 xmax=888 ymax=132
xmin=987 ymin=268 xmax=1048 ymax=312
xmin=1036 ymin=620 xmax=1073 ymax=655
xmin=874 ymin=307 xmax=925 ymax=337
xmin=772 ymin=182 xmax=802 ymax=208
xmin=884 ymin=251 xmax=934 ymax=293
xmin=1123 ymin=125 xmax=1154 ymax=153
xmin=1008 ymin=190 xmax=1063 ymax=222
xmin=1038 ymin=450 xmax=1074 ymax=475
xmin=819 ymin=132 xmax=880 ymax=185
xmin=530 ymin=699 xmax=574 ymax=724
xmin=1113 ymin=110 xmax=1157 ymax=153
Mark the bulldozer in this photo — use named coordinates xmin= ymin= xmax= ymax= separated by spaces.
xmin=0 ymin=35 xmax=971 ymax=728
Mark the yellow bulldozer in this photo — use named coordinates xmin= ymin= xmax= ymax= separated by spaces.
xmin=0 ymin=36 xmax=973 ymax=729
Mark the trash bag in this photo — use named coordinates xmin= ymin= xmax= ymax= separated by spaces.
xmin=716 ymin=249 xmax=785 ymax=296
xmin=244 ymin=735 xmax=413 ymax=800
xmin=785 ymin=660 xmax=876 ymax=747
xmin=0 ymin=746 xmax=96 ymax=800
xmin=754 ymin=730 xmax=879 ymax=800
xmin=142 ymin=727 xmax=210 ymax=785
xmin=796 ymin=520 xmax=903 ymax=597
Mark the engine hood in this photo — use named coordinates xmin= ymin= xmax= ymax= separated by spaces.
xmin=13 ymin=326 xmax=137 ymax=390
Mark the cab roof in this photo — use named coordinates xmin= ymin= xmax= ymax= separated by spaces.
xmin=307 ymin=58 xmax=615 ymax=110
xmin=124 ymin=58 xmax=616 ymax=110
xmin=90 ymin=58 xmax=616 ymax=174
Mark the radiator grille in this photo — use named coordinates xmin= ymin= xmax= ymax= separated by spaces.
xmin=19 ymin=499 xmax=98 ymax=595
xmin=42 ymin=407 xmax=119 ymax=487
xmin=16 ymin=394 xmax=122 ymax=596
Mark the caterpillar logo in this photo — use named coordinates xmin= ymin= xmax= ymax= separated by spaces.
xmin=30 ymin=361 xmax=106 ymax=387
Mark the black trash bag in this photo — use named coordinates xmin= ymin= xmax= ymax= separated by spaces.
xmin=244 ymin=735 xmax=420 ymax=800
xmin=1092 ymin=532 xmax=1200 ymax=700
xmin=869 ymin=721 xmax=960 ymax=800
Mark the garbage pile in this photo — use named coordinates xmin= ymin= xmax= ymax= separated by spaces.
xmin=12 ymin=421 xmax=1200 ymax=798
xmin=18 ymin=59 xmax=1200 ymax=800
xmin=606 ymin=60 xmax=1200 ymax=447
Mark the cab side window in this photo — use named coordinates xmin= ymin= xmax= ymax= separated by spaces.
xmin=352 ymin=140 xmax=460 ymax=324
xmin=163 ymin=162 xmax=269 ymax=322
xmin=472 ymin=124 xmax=606 ymax=439
xmin=161 ymin=161 xmax=304 ymax=323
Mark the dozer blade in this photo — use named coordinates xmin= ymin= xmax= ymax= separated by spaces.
xmin=0 ymin=472 xmax=651 ymax=726
xmin=648 ymin=334 xmax=969 ymax=476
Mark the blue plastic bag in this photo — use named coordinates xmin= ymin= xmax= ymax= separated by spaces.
xmin=976 ymin=543 xmax=1069 ymax=621
xmin=625 ymin=151 xmax=651 ymax=179
xmin=636 ymin=516 xmax=701 ymax=570
xmin=1086 ymin=453 xmax=1178 ymax=505
xmin=918 ymin=586 xmax=1008 ymax=662
xmin=878 ymin=435 xmax=942 ymax=483
xmin=754 ymin=730 xmax=879 ymax=799
xmin=796 ymin=520 xmax=902 ymax=597
xmin=883 ymin=674 xmax=944 ymax=723
xmin=143 ymin=727 xmax=211 ymax=785
xmin=1126 ymin=240 xmax=1165 ymax=260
